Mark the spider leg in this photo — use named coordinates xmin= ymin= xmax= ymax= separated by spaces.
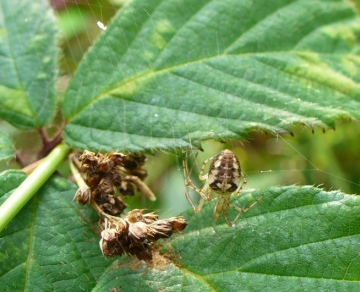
xmin=184 ymin=179 xmax=212 ymax=213
xmin=183 ymin=149 xmax=212 ymax=213
xmin=198 ymin=154 xmax=216 ymax=180
xmin=230 ymin=194 xmax=264 ymax=225
xmin=214 ymin=194 xmax=232 ymax=226
xmin=192 ymin=187 xmax=208 ymax=213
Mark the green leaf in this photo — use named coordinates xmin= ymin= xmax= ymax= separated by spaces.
xmin=0 ymin=0 xmax=58 ymax=129
xmin=93 ymin=186 xmax=360 ymax=291
xmin=0 ymin=170 xmax=26 ymax=198
xmin=1 ymin=172 xmax=359 ymax=290
xmin=64 ymin=0 xmax=360 ymax=152
xmin=0 ymin=173 xmax=111 ymax=290
xmin=0 ymin=132 xmax=14 ymax=161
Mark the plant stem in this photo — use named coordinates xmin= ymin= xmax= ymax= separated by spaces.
xmin=38 ymin=127 xmax=64 ymax=158
xmin=0 ymin=143 xmax=71 ymax=233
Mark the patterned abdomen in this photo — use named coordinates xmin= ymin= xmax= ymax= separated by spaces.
xmin=208 ymin=149 xmax=241 ymax=194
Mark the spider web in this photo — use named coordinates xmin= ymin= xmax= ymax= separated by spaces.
xmin=55 ymin=0 xmax=360 ymax=218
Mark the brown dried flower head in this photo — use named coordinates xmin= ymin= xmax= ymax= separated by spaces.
xmin=99 ymin=209 xmax=187 ymax=261
xmin=75 ymin=150 xmax=156 ymax=217
xmin=73 ymin=150 xmax=186 ymax=261
xmin=74 ymin=187 xmax=91 ymax=205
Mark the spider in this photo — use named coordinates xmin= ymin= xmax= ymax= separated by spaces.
xmin=183 ymin=149 xmax=263 ymax=226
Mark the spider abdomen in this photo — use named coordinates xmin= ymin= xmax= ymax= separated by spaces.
xmin=208 ymin=149 xmax=241 ymax=194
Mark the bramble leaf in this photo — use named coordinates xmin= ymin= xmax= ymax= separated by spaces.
xmin=94 ymin=186 xmax=360 ymax=291
xmin=64 ymin=0 xmax=360 ymax=152
xmin=1 ymin=172 xmax=359 ymax=290
xmin=0 ymin=0 xmax=58 ymax=129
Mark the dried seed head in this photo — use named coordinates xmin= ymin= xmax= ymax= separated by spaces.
xmin=109 ymin=152 xmax=125 ymax=165
xmin=99 ymin=196 xmax=128 ymax=216
xmin=142 ymin=212 xmax=159 ymax=224
xmin=98 ymin=210 xmax=187 ymax=261
xmin=98 ymin=217 xmax=126 ymax=232
xmin=101 ymin=228 xmax=118 ymax=242
xmin=170 ymin=217 xmax=188 ymax=233
xmin=79 ymin=150 xmax=97 ymax=172
xmin=75 ymin=187 xmax=91 ymax=205
xmin=148 ymin=217 xmax=187 ymax=241
xmin=125 ymin=209 xmax=145 ymax=223
xmin=100 ymin=237 xmax=124 ymax=257
xmin=76 ymin=150 xmax=154 ymax=204
xmin=74 ymin=150 xmax=183 ymax=261
xmin=129 ymin=222 xmax=148 ymax=242
xmin=86 ymin=173 xmax=102 ymax=188
xmin=148 ymin=220 xmax=173 ymax=240
xmin=98 ymin=176 xmax=116 ymax=194
xmin=109 ymin=170 xmax=121 ymax=185
xmin=100 ymin=203 xmax=117 ymax=216
xmin=97 ymin=157 xmax=113 ymax=174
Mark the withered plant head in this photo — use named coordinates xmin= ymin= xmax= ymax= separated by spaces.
xmin=75 ymin=150 xmax=156 ymax=216
xmin=72 ymin=150 xmax=187 ymax=261
xmin=99 ymin=209 xmax=187 ymax=261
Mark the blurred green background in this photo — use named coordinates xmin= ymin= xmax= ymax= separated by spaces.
xmin=1 ymin=0 xmax=359 ymax=218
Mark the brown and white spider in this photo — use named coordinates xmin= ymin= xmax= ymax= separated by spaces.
xmin=183 ymin=149 xmax=263 ymax=226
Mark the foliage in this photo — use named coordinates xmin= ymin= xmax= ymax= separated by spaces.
xmin=0 ymin=0 xmax=360 ymax=290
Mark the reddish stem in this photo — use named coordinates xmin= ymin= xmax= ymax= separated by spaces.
xmin=38 ymin=128 xmax=63 ymax=158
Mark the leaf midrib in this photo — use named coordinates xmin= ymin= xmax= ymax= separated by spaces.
xmin=67 ymin=49 xmax=358 ymax=127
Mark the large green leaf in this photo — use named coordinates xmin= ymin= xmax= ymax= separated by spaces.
xmin=93 ymin=186 xmax=360 ymax=291
xmin=0 ymin=0 xmax=58 ymax=129
xmin=1 ymin=169 xmax=359 ymax=290
xmin=64 ymin=0 xmax=360 ymax=152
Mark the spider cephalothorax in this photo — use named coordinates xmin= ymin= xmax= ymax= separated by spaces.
xmin=183 ymin=149 xmax=263 ymax=226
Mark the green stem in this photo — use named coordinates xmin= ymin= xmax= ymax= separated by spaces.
xmin=0 ymin=143 xmax=71 ymax=233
